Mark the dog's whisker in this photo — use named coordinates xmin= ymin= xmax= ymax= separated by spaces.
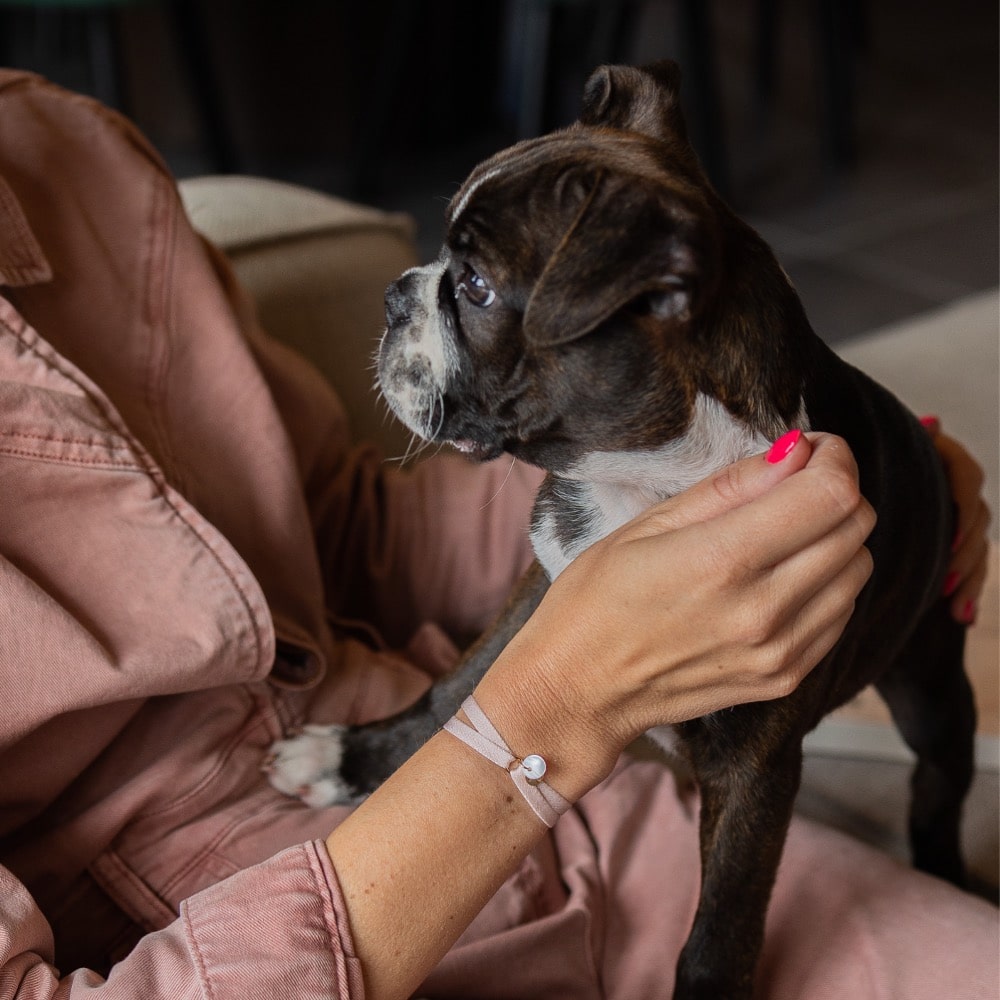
xmin=430 ymin=393 xmax=446 ymax=441
xmin=400 ymin=434 xmax=420 ymax=466
xmin=479 ymin=456 xmax=518 ymax=510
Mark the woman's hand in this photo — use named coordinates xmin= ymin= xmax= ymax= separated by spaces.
xmin=922 ymin=416 xmax=992 ymax=624
xmin=479 ymin=432 xmax=875 ymax=798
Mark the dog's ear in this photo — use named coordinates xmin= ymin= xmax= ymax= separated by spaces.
xmin=580 ymin=61 xmax=687 ymax=143
xmin=523 ymin=170 xmax=708 ymax=347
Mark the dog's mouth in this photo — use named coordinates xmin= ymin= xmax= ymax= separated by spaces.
xmin=448 ymin=437 xmax=505 ymax=462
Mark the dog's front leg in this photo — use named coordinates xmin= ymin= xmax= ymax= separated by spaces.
xmin=673 ymin=717 xmax=804 ymax=1000
xmin=267 ymin=561 xmax=551 ymax=806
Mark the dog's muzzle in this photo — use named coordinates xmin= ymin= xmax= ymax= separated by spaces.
xmin=377 ymin=263 xmax=455 ymax=442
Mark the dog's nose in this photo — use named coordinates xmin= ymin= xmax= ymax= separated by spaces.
xmin=405 ymin=358 xmax=430 ymax=387
xmin=385 ymin=276 xmax=414 ymax=327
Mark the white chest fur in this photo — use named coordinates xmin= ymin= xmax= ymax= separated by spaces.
xmin=530 ymin=393 xmax=802 ymax=579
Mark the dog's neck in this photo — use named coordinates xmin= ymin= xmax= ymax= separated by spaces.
xmin=691 ymin=216 xmax=819 ymax=435
xmin=530 ymin=393 xmax=806 ymax=579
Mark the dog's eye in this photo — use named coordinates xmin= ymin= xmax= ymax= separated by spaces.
xmin=455 ymin=264 xmax=496 ymax=308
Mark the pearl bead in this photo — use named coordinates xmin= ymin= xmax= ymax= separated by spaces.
xmin=521 ymin=754 xmax=547 ymax=782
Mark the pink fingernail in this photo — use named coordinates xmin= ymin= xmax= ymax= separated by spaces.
xmin=961 ymin=599 xmax=977 ymax=625
xmin=766 ymin=429 xmax=802 ymax=464
xmin=943 ymin=571 xmax=960 ymax=597
xmin=919 ymin=415 xmax=940 ymax=431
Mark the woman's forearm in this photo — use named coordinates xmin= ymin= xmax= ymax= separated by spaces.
xmin=324 ymin=717 xmax=572 ymax=1000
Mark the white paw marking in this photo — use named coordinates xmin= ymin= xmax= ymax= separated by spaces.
xmin=265 ymin=724 xmax=355 ymax=807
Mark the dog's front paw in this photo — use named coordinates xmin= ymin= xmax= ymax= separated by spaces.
xmin=263 ymin=724 xmax=358 ymax=807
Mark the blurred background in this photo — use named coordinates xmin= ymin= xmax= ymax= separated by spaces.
xmin=1 ymin=0 xmax=996 ymax=345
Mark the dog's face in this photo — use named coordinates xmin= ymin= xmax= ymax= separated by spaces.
xmin=377 ymin=62 xmax=787 ymax=473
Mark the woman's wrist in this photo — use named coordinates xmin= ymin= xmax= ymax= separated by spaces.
xmin=325 ymin=726 xmax=551 ymax=1000
xmin=471 ymin=634 xmax=627 ymax=807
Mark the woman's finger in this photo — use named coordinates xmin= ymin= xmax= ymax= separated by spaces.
xmin=684 ymin=447 xmax=872 ymax=580
xmin=947 ymin=530 xmax=990 ymax=624
xmin=760 ymin=494 xmax=876 ymax=617
xmin=641 ymin=544 xmax=873 ymax=721
xmin=924 ymin=425 xmax=992 ymax=624
xmin=942 ymin=442 xmax=987 ymax=551
xmin=773 ymin=545 xmax=874 ymax=664
xmin=620 ymin=429 xmax=815 ymax=542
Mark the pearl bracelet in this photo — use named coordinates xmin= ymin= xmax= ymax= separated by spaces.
xmin=443 ymin=695 xmax=571 ymax=828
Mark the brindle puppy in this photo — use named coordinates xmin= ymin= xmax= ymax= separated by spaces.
xmin=268 ymin=62 xmax=975 ymax=999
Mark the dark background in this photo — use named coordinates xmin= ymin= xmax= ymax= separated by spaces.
xmin=2 ymin=0 xmax=996 ymax=344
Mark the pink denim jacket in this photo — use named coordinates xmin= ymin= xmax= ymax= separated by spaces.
xmin=0 ymin=70 xmax=540 ymax=997
xmin=1 ymin=71 xmax=997 ymax=1000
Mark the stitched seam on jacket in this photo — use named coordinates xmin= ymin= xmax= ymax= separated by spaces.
xmin=90 ymin=850 xmax=178 ymax=932
xmin=2 ymin=315 xmax=274 ymax=678
xmin=0 ymin=427 xmax=141 ymax=468
xmin=0 ymin=447 xmax=141 ymax=469
xmin=141 ymin=170 xmax=183 ymax=491
xmin=0 ymin=427 xmax=135 ymax=447
xmin=129 ymin=685 xmax=264 ymax=823
xmin=306 ymin=841 xmax=352 ymax=996
xmin=181 ymin=897 xmax=216 ymax=1000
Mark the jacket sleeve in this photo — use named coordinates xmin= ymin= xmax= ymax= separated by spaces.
xmin=320 ymin=444 xmax=544 ymax=650
xmin=0 ymin=843 xmax=364 ymax=999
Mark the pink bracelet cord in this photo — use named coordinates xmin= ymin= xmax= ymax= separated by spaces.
xmin=443 ymin=695 xmax=571 ymax=828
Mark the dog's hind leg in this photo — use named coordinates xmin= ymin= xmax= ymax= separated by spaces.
xmin=874 ymin=607 xmax=975 ymax=886
xmin=266 ymin=561 xmax=551 ymax=805
xmin=672 ymin=715 xmax=804 ymax=1000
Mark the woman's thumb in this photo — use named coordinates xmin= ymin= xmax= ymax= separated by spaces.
xmin=633 ymin=429 xmax=812 ymax=536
